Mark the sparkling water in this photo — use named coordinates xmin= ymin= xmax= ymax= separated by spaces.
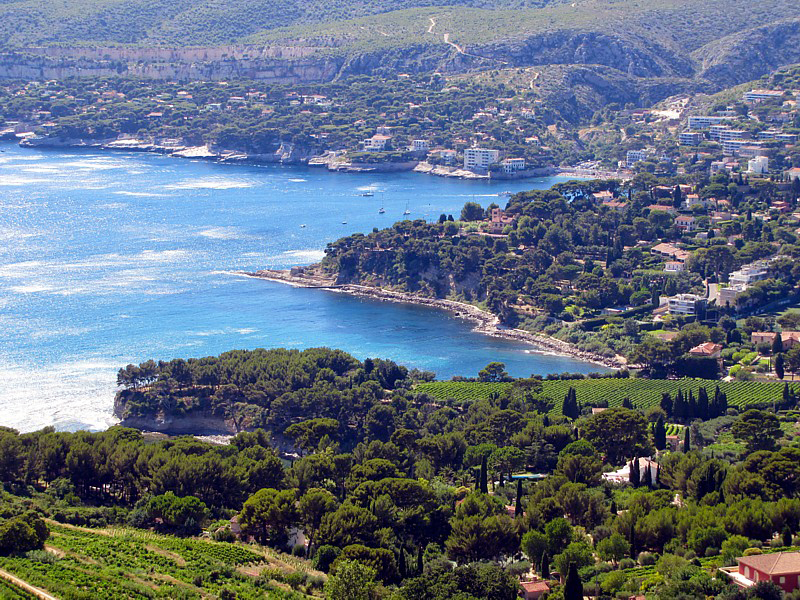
xmin=0 ymin=142 xmax=605 ymax=432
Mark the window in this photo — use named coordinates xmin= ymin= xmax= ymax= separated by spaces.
xmin=780 ymin=577 xmax=786 ymax=584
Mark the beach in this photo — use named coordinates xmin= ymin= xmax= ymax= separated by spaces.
xmin=243 ymin=268 xmax=625 ymax=370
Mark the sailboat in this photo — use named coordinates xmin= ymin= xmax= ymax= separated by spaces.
xmin=378 ymin=207 xmax=385 ymax=214
xmin=403 ymin=202 xmax=411 ymax=215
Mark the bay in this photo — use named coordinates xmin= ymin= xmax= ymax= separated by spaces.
xmin=0 ymin=142 xmax=605 ymax=432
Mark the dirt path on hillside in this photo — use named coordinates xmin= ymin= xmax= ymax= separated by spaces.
xmin=0 ymin=568 xmax=59 ymax=600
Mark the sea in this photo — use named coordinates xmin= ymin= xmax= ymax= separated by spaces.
xmin=0 ymin=142 xmax=606 ymax=432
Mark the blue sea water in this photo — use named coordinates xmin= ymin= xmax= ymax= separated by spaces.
xmin=0 ymin=142 xmax=605 ymax=432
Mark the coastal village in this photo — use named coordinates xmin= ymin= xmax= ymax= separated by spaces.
xmin=5 ymin=68 xmax=800 ymax=600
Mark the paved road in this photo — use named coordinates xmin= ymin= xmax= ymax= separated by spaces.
xmin=0 ymin=568 xmax=58 ymax=600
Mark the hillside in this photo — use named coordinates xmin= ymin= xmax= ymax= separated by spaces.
xmin=1 ymin=0 xmax=800 ymax=99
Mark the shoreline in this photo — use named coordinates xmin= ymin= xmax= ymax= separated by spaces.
xmin=242 ymin=268 xmax=624 ymax=370
xmin=12 ymin=138 xmax=592 ymax=183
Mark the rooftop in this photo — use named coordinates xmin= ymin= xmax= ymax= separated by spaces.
xmin=738 ymin=552 xmax=800 ymax=575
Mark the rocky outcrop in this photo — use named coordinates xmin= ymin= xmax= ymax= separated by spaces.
xmin=694 ymin=18 xmax=800 ymax=87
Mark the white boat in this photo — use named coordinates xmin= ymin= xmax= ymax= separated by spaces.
xmin=300 ymin=224 xmax=306 ymax=228
xmin=342 ymin=220 xmax=348 ymax=224
xmin=360 ymin=192 xmax=374 ymax=197
xmin=403 ymin=202 xmax=410 ymax=215
xmin=378 ymin=208 xmax=385 ymax=214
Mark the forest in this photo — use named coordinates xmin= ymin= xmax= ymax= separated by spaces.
xmin=3 ymin=347 xmax=800 ymax=598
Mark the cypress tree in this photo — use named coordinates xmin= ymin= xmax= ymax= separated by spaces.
xmin=672 ymin=185 xmax=683 ymax=209
xmin=697 ymin=387 xmax=709 ymax=420
xmin=660 ymin=392 xmax=673 ymax=416
xmin=783 ymin=382 xmax=791 ymax=407
xmin=642 ymin=462 xmax=653 ymax=488
xmin=540 ymin=552 xmax=550 ymax=579
xmin=655 ymin=464 xmax=661 ymax=487
xmin=610 ymin=499 xmax=617 ymax=515
xmin=783 ymin=526 xmax=793 ymax=547
xmin=629 ymin=524 xmax=637 ymax=559
xmin=776 ymin=353 xmax=786 ymax=380
xmin=622 ymin=397 xmax=633 ymax=410
xmin=515 ymin=478 xmax=524 ymax=518
xmin=673 ymin=389 xmax=686 ymax=421
xmin=683 ymin=427 xmax=691 ymax=452
xmin=564 ymin=562 xmax=583 ymax=600
xmin=629 ymin=458 xmax=640 ymax=487
xmin=654 ymin=415 xmax=667 ymax=451
xmin=480 ymin=456 xmax=488 ymax=494
xmin=773 ymin=333 xmax=784 ymax=356
xmin=417 ymin=545 xmax=423 ymax=574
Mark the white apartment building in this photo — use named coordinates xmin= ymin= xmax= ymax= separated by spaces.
xmin=362 ymin=134 xmax=391 ymax=151
xmin=667 ymin=294 xmax=706 ymax=316
xmin=748 ymin=156 xmax=769 ymax=174
xmin=464 ymin=147 xmax=500 ymax=171
xmin=500 ymin=158 xmax=526 ymax=173
xmin=729 ymin=264 xmax=769 ymax=287
xmin=626 ymin=149 xmax=649 ymax=165
xmin=718 ymin=284 xmax=748 ymax=309
xmin=688 ymin=116 xmax=732 ymax=130
xmin=679 ymin=132 xmax=704 ymax=146
xmin=743 ymin=90 xmax=785 ymax=103
xmin=409 ymin=139 xmax=430 ymax=152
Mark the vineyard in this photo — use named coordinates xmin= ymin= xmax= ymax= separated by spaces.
xmin=0 ymin=524 xmax=313 ymax=599
xmin=0 ymin=576 xmax=34 ymax=599
xmin=415 ymin=379 xmax=800 ymax=415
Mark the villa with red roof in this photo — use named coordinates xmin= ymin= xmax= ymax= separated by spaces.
xmin=723 ymin=552 xmax=800 ymax=592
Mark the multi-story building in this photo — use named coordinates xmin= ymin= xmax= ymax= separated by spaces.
xmin=500 ymin=157 xmax=526 ymax=173
xmin=409 ymin=139 xmax=430 ymax=153
xmin=688 ymin=116 xmax=732 ymax=130
xmin=748 ymin=156 xmax=769 ymax=174
xmin=743 ymin=89 xmax=786 ymax=104
xmin=626 ymin=149 xmax=649 ymax=165
xmin=675 ymin=215 xmax=697 ymax=232
xmin=679 ymin=132 xmax=704 ymax=146
xmin=729 ymin=263 xmax=769 ymax=287
xmin=464 ymin=147 xmax=500 ymax=171
xmin=718 ymin=284 xmax=748 ymax=309
xmin=667 ymin=293 xmax=706 ymax=316
xmin=362 ymin=134 xmax=391 ymax=151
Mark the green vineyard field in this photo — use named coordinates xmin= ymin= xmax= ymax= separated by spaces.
xmin=415 ymin=379 xmax=800 ymax=415
xmin=0 ymin=524 xmax=305 ymax=600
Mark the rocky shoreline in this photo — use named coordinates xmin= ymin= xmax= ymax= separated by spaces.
xmin=243 ymin=268 xmax=624 ymax=370
xmin=15 ymin=137 xmax=572 ymax=182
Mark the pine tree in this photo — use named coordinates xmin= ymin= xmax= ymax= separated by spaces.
xmin=515 ymin=478 xmax=524 ymax=518
xmin=629 ymin=458 xmax=641 ymax=487
xmin=654 ymin=415 xmax=667 ymax=451
xmin=564 ymin=562 xmax=583 ymax=600
xmin=683 ymin=427 xmax=691 ymax=452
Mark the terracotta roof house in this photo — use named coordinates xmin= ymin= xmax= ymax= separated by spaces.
xmin=723 ymin=552 xmax=800 ymax=592
xmin=781 ymin=332 xmax=800 ymax=351
xmin=688 ymin=342 xmax=723 ymax=358
xmin=520 ymin=580 xmax=550 ymax=599
xmin=751 ymin=332 xmax=779 ymax=346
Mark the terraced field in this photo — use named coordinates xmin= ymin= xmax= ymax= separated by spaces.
xmin=416 ymin=379 xmax=799 ymax=414
xmin=0 ymin=524 xmax=311 ymax=599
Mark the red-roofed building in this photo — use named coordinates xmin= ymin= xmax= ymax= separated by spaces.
xmin=724 ymin=552 xmax=800 ymax=592
xmin=688 ymin=342 xmax=722 ymax=358
xmin=520 ymin=579 xmax=550 ymax=599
